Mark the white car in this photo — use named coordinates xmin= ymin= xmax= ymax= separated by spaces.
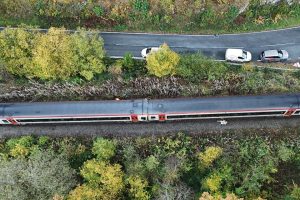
xmin=141 ymin=47 xmax=160 ymax=58
xmin=225 ymin=49 xmax=252 ymax=63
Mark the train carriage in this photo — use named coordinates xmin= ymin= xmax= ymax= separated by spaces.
xmin=0 ymin=94 xmax=299 ymax=125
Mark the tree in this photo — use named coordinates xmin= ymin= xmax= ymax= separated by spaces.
xmin=6 ymin=136 xmax=34 ymax=158
xmin=0 ymin=27 xmax=37 ymax=78
xmin=31 ymin=27 xmax=76 ymax=80
xmin=69 ymin=159 xmax=124 ymax=200
xmin=71 ymin=29 xmax=106 ymax=80
xmin=127 ymin=176 xmax=150 ymax=200
xmin=92 ymin=138 xmax=116 ymax=161
xmin=146 ymin=43 xmax=180 ymax=77
xmin=0 ymin=150 xmax=77 ymax=200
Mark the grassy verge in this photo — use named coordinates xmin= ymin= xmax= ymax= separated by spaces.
xmin=1 ymin=3 xmax=300 ymax=35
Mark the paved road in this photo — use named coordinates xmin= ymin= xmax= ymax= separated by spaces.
xmin=1 ymin=117 xmax=299 ymax=137
xmin=1 ymin=26 xmax=300 ymax=61
xmin=101 ymin=27 xmax=300 ymax=61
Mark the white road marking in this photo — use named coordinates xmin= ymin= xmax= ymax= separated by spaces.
xmin=2 ymin=25 xmax=300 ymax=37
xmin=260 ymin=42 xmax=296 ymax=47
xmin=115 ymin=44 xmax=146 ymax=47
xmin=114 ymin=43 xmax=244 ymax=49
xmin=110 ymin=56 xmax=144 ymax=60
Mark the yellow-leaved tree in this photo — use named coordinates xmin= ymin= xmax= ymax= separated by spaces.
xmin=146 ymin=43 xmax=180 ymax=77
xmin=71 ymin=29 xmax=106 ymax=80
xmin=0 ymin=27 xmax=37 ymax=77
xmin=68 ymin=159 xmax=124 ymax=200
xmin=31 ymin=27 xmax=76 ymax=80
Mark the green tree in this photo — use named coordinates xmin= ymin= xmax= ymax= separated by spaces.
xmin=146 ymin=43 xmax=180 ymax=77
xmin=92 ymin=138 xmax=116 ymax=161
xmin=6 ymin=136 xmax=34 ymax=158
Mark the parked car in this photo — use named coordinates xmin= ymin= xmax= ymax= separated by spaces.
xmin=225 ymin=49 xmax=252 ymax=63
xmin=260 ymin=49 xmax=289 ymax=62
xmin=141 ymin=47 xmax=160 ymax=58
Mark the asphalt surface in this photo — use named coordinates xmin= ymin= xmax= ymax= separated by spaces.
xmin=1 ymin=26 xmax=300 ymax=61
xmin=1 ymin=117 xmax=300 ymax=137
xmin=101 ymin=27 xmax=300 ymax=61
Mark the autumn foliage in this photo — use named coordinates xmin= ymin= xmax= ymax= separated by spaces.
xmin=0 ymin=27 xmax=105 ymax=80
xmin=146 ymin=43 xmax=180 ymax=77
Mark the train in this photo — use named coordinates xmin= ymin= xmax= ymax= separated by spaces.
xmin=0 ymin=93 xmax=300 ymax=125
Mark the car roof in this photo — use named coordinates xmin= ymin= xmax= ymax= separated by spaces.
xmin=226 ymin=49 xmax=243 ymax=57
xmin=263 ymin=50 xmax=279 ymax=57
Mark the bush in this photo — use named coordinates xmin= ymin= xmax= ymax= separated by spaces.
xmin=6 ymin=136 xmax=34 ymax=158
xmin=177 ymin=54 xmax=228 ymax=82
xmin=146 ymin=43 xmax=180 ymax=77
xmin=36 ymin=0 xmax=84 ymax=20
xmin=122 ymin=52 xmax=135 ymax=72
xmin=0 ymin=0 xmax=36 ymax=18
xmin=92 ymin=138 xmax=116 ymax=161
xmin=127 ymin=176 xmax=150 ymax=200
xmin=198 ymin=146 xmax=223 ymax=169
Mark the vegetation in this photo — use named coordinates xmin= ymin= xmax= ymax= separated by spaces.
xmin=0 ymin=130 xmax=299 ymax=199
xmin=0 ymin=27 xmax=105 ymax=80
xmin=0 ymin=0 xmax=300 ymax=34
xmin=146 ymin=43 xmax=180 ymax=77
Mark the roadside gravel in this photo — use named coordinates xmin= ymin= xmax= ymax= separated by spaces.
xmin=1 ymin=117 xmax=299 ymax=138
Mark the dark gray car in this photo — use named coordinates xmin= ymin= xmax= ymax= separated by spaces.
xmin=260 ymin=49 xmax=289 ymax=62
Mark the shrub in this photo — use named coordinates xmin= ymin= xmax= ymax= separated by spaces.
xmin=122 ymin=52 xmax=135 ymax=72
xmin=146 ymin=43 xmax=180 ymax=77
xmin=177 ymin=54 xmax=228 ymax=82
xmin=127 ymin=176 xmax=150 ymax=200
xmin=0 ymin=0 xmax=36 ymax=18
xmin=290 ymin=184 xmax=300 ymax=200
xmin=36 ymin=0 xmax=84 ymax=20
xmin=198 ymin=146 xmax=223 ymax=169
xmin=6 ymin=136 xmax=34 ymax=158
xmin=108 ymin=60 xmax=123 ymax=76
xmin=92 ymin=138 xmax=116 ymax=161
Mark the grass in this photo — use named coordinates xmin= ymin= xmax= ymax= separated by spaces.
xmin=1 ymin=13 xmax=300 ymax=35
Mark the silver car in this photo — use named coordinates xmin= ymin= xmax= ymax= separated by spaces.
xmin=260 ymin=49 xmax=289 ymax=62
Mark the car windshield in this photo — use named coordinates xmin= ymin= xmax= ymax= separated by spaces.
xmin=278 ymin=50 xmax=283 ymax=58
xmin=146 ymin=48 xmax=151 ymax=54
xmin=242 ymin=51 xmax=247 ymax=59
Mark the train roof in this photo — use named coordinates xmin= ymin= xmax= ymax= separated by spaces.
xmin=0 ymin=100 xmax=145 ymax=117
xmin=148 ymin=94 xmax=300 ymax=114
xmin=0 ymin=94 xmax=299 ymax=118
